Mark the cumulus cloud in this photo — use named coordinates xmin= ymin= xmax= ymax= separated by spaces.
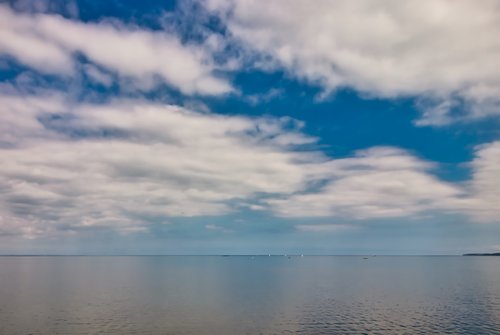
xmin=0 ymin=5 xmax=232 ymax=95
xmin=0 ymin=90 xmax=325 ymax=237
xmin=267 ymin=144 xmax=500 ymax=223
xmin=267 ymin=147 xmax=467 ymax=219
xmin=0 ymin=89 xmax=67 ymax=145
xmin=465 ymin=142 xmax=500 ymax=221
xmin=204 ymin=0 xmax=500 ymax=124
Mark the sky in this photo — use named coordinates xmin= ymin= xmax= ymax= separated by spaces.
xmin=0 ymin=0 xmax=499 ymax=255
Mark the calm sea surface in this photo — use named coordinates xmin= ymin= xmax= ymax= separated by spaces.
xmin=0 ymin=256 xmax=499 ymax=334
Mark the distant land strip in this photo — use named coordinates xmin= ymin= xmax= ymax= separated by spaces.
xmin=463 ymin=253 xmax=500 ymax=256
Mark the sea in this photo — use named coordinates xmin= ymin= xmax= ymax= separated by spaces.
xmin=0 ymin=256 xmax=499 ymax=334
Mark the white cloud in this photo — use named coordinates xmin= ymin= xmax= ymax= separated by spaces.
xmin=0 ymin=5 xmax=232 ymax=95
xmin=268 ymin=144 xmax=500 ymax=223
xmin=465 ymin=142 xmax=500 ymax=222
xmin=205 ymin=0 xmax=500 ymax=124
xmin=268 ymin=147 xmax=466 ymax=219
xmin=0 ymin=89 xmax=67 ymax=145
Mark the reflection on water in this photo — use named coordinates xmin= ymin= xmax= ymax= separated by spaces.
xmin=0 ymin=256 xmax=499 ymax=334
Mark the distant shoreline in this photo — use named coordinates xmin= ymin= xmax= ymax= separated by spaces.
xmin=463 ymin=253 xmax=500 ymax=256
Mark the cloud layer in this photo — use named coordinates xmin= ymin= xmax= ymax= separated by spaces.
xmin=0 ymin=5 xmax=231 ymax=95
xmin=205 ymin=0 xmax=500 ymax=124
xmin=1 ymin=88 xmax=499 ymax=238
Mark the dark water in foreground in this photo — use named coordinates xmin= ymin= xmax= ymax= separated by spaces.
xmin=0 ymin=256 xmax=499 ymax=334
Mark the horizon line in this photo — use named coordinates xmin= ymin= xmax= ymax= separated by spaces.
xmin=0 ymin=254 xmax=466 ymax=257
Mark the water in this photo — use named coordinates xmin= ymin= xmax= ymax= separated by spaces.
xmin=0 ymin=256 xmax=499 ymax=334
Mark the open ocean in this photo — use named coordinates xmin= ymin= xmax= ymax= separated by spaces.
xmin=0 ymin=256 xmax=499 ymax=334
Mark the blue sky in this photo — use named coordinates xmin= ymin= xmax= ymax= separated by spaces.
xmin=0 ymin=0 xmax=499 ymax=255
